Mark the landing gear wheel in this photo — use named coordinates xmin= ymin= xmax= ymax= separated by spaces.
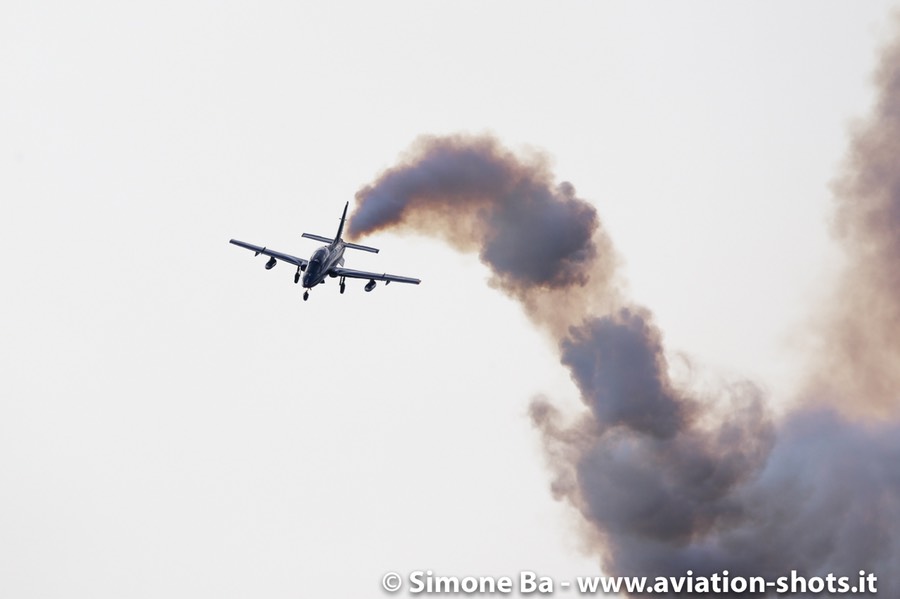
xmin=340 ymin=277 xmax=346 ymax=295
xmin=303 ymin=290 xmax=309 ymax=301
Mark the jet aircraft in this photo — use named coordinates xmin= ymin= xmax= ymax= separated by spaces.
xmin=230 ymin=202 xmax=421 ymax=301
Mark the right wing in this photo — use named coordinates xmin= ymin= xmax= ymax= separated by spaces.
xmin=229 ymin=239 xmax=308 ymax=268
xmin=331 ymin=266 xmax=421 ymax=285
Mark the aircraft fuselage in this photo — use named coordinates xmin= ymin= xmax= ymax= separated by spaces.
xmin=301 ymin=242 xmax=345 ymax=288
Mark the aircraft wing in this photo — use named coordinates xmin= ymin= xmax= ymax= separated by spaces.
xmin=229 ymin=239 xmax=308 ymax=268
xmin=331 ymin=266 xmax=421 ymax=285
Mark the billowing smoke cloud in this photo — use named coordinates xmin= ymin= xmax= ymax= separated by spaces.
xmin=349 ymin=35 xmax=900 ymax=593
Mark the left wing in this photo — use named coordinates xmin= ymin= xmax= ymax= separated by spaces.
xmin=229 ymin=239 xmax=308 ymax=268
xmin=332 ymin=266 xmax=421 ymax=285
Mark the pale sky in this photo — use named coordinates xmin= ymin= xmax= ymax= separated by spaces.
xmin=2 ymin=2 xmax=897 ymax=597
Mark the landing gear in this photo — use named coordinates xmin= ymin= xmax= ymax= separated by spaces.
xmin=294 ymin=266 xmax=301 ymax=284
xmin=303 ymin=290 xmax=309 ymax=301
xmin=339 ymin=276 xmax=346 ymax=295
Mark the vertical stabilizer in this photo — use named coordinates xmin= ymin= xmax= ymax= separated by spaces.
xmin=334 ymin=201 xmax=349 ymax=245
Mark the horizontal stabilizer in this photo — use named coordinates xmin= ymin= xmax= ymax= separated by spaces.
xmin=344 ymin=242 xmax=379 ymax=254
xmin=302 ymin=233 xmax=333 ymax=244
xmin=302 ymin=232 xmax=379 ymax=253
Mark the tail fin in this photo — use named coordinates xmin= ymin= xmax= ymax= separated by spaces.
xmin=301 ymin=202 xmax=379 ymax=252
xmin=333 ymin=201 xmax=378 ymax=251
xmin=334 ymin=201 xmax=349 ymax=243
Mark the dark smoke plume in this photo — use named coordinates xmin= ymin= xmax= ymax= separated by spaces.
xmin=350 ymin=94 xmax=900 ymax=595
xmin=350 ymin=135 xmax=620 ymax=337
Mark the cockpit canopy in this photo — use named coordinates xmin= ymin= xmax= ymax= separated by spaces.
xmin=310 ymin=248 xmax=328 ymax=264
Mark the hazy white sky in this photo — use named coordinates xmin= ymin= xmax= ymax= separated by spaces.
xmin=2 ymin=2 xmax=897 ymax=597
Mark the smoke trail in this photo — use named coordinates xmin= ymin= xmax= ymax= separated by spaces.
xmin=349 ymin=42 xmax=900 ymax=593
xmin=349 ymin=135 xmax=620 ymax=337
xmin=810 ymin=32 xmax=900 ymax=418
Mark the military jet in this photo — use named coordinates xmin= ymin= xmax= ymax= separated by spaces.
xmin=230 ymin=202 xmax=421 ymax=301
